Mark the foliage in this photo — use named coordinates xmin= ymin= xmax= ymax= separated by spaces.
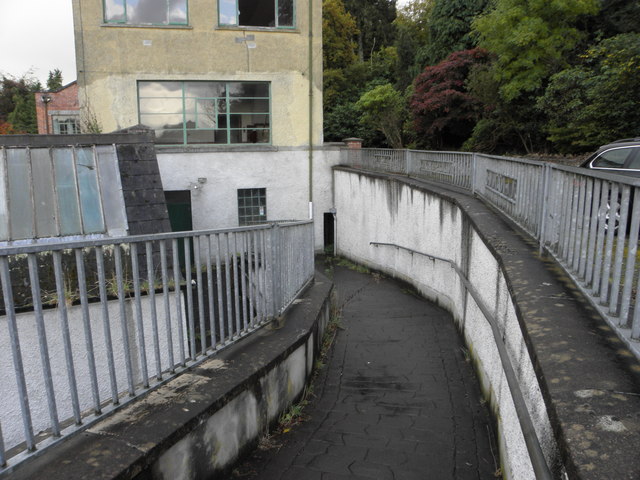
xmin=393 ymin=0 xmax=434 ymax=90
xmin=80 ymin=102 xmax=103 ymax=134
xmin=473 ymin=0 xmax=600 ymax=101
xmin=539 ymin=33 xmax=640 ymax=153
xmin=410 ymin=48 xmax=491 ymax=149
xmin=323 ymin=0 xmax=359 ymax=71
xmin=46 ymin=69 xmax=64 ymax=91
xmin=344 ymin=0 xmax=397 ymax=60
xmin=586 ymin=0 xmax=640 ymax=39
xmin=7 ymin=90 xmax=38 ymax=134
xmin=356 ymin=83 xmax=406 ymax=149
xmin=0 ymin=121 xmax=18 ymax=135
xmin=420 ymin=0 xmax=488 ymax=67
xmin=0 ymin=74 xmax=41 ymax=125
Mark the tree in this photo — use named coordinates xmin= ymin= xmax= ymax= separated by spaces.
xmin=47 ymin=69 xmax=63 ymax=91
xmin=410 ymin=48 xmax=491 ymax=149
xmin=1 ymin=74 xmax=41 ymax=133
xmin=356 ymin=83 xmax=406 ymax=149
xmin=344 ymin=0 xmax=397 ymax=60
xmin=539 ymin=33 xmax=640 ymax=153
xmin=473 ymin=0 xmax=600 ymax=101
xmin=393 ymin=0 xmax=434 ymax=90
xmin=419 ymin=0 xmax=488 ymax=67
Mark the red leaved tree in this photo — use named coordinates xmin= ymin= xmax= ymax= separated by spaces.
xmin=410 ymin=48 xmax=491 ymax=149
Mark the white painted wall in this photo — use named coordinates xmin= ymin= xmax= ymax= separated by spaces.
xmin=156 ymin=147 xmax=343 ymax=250
xmin=334 ymin=169 xmax=558 ymax=480
xmin=0 ymin=292 xmax=187 ymax=450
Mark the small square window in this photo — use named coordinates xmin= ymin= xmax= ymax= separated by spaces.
xmin=238 ymin=188 xmax=267 ymax=225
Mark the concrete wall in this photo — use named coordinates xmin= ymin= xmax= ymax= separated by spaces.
xmin=333 ymin=169 xmax=557 ymax=480
xmin=71 ymin=0 xmax=323 ymax=147
xmin=157 ymin=146 xmax=342 ymax=249
xmin=0 ymin=291 xmax=186 ymax=451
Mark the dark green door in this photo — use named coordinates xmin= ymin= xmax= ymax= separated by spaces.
xmin=165 ymin=191 xmax=193 ymax=271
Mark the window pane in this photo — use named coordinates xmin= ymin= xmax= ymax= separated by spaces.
xmin=219 ymin=0 xmax=237 ymax=25
xmin=229 ymin=127 xmax=269 ymax=144
xmin=186 ymin=129 xmax=228 ymax=144
xmin=278 ymin=0 xmax=294 ymax=26
xmin=155 ymin=129 xmax=185 ymax=144
xmin=593 ymin=148 xmax=633 ymax=168
xmin=6 ymin=149 xmax=34 ymax=240
xmin=53 ymin=148 xmax=82 ymax=235
xmin=185 ymin=82 xmax=225 ymax=99
xmin=228 ymin=82 xmax=269 ymax=98
xmin=96 ymin=145 xmax=128 ymax=236
xmin=140 ymin=113 xmax=184 ymax=130
xmin=238 ymin=0 xmax=274 ymax=27
xmin=129 ymin=0 xmax=168 ymax=24
xmin=76 ymin=148 xmax=105 ymax=233
xmin=228 ymin=98 xmax=269 ymax=113
xmin=139 ymin=98 xmax=184 ymax=114
xmin=31 ymin=149 xmax=58 ymax=238
xmin=104 ymin=0 xmax=126 ymax=22
xmin=168 ymin=0 xmax=188 ymax=23
xmin=138 ymin=81 xmax=183 ymax=98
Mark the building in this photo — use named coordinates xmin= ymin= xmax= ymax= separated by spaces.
xmin=35 ymin=81 xmax=80 ymax=135
xmin=72 ymin=0 xmax=338 ymax=248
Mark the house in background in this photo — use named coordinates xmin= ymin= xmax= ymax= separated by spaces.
xmin=35 ymin=81 xmax=80 ymax=135
xmin=71 ymin=0 xmax=340 ymax=249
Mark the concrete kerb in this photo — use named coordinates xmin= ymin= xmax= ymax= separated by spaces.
xmin=4 ymin=273 xmax=334 ymax=480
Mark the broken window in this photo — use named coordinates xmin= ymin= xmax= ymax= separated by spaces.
xmin=238 ymin=188 xmax=267 ymax=225
xmin=138 ymin=81 xmax=271 ymax=145
xmin=104 ymin=0 xmax=188 ymax=26
xmin=219 ymin=0 xmax=294 ymax=28
xmin=0 ymin=146 xmax=128 ymax=242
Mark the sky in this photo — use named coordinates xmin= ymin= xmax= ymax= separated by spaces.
xmin=0 ymin=0 xmax=412 ymax=88
xmin=0 ymin=1 xmax=77 ymax=86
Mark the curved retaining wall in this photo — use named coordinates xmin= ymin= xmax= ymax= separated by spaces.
xmin=334 ymin=168 xmax=559 ymax=479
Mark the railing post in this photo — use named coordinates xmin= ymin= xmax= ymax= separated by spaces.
xmin=471 ymin=153 xmax=478 ymax=195
xmin=405 ymin=149 xmax=411 ymax=176
xmin=270 ymin=223 xmax=282 ymax=318
xmin=538 ymin=163 xmax=551 ymax=254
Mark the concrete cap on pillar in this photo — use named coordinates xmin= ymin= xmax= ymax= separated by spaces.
xmin=343 ymin=138 xmax=363 ymax=149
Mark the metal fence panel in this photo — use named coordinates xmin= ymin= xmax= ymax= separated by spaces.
xmin=0 ymin=221 xmax=313 ymax=473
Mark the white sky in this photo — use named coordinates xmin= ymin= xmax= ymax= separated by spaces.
xmin=0 ymin=1 xmax=77 ymax=87
xmin=0 ymin=0 xmax=411 ymax=88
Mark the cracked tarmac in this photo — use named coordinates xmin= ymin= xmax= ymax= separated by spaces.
xmin=228 ymin=266 xmax=499 ymax=480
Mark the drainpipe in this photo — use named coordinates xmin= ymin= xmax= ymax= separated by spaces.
xmin=307 ymin=0 xmax=314 ymax=219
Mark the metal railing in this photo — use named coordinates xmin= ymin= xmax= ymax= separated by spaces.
xmin=0 ymin=221 xmax=314 ymax=473
xmin=343 ymin=148 xmax=640 ymax=353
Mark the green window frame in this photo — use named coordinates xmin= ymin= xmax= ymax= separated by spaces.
xmin=104 ymin=0 xmax=189 ymax=26
xmin=218 ymin=0 xmax=295 ymax=29
xmin=237 ymin=188 xmax=267 ymax=225
xmin=138 ymin=81 xmax=271 ymax=146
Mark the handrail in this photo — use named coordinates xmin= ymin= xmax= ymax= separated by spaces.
xmin=370 ymin=241 xmax=554 ymax=480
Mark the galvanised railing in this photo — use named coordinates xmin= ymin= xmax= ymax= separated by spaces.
xmin=0 ymin=221 xmax=314 ymax=473
xmin=343 ymin=148 xmax=640 ymax=356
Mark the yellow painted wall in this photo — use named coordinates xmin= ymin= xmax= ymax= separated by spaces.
xmin=72 ymin=0 xmax=323 ymax=146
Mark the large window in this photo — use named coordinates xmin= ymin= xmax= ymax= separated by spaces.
xmin=219 ymin=0 xmax=294 ymax=28
xmin=104 ymin=0 xmax=188 ymax=26
xmin=138 ymin=81 xmax=271 ymax=145
xmin=0 ymin=146 xmax=128 ymax=242
xmin=238 ymin=188 xmax=267 ymax=225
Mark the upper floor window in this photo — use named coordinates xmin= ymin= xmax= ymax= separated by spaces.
xmin=104 ymin=0 xmax=188 ymax=26
xmin=219 ymin=0 xmax=294 ymax=29
xmin=138 ymin=81 xmax=271 ymax=146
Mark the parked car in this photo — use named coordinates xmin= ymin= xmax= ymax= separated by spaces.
xmin=580 ymin=138 xmax=640 ymax=176
xmin=580 ymin=138 xmax=640 ymax=232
